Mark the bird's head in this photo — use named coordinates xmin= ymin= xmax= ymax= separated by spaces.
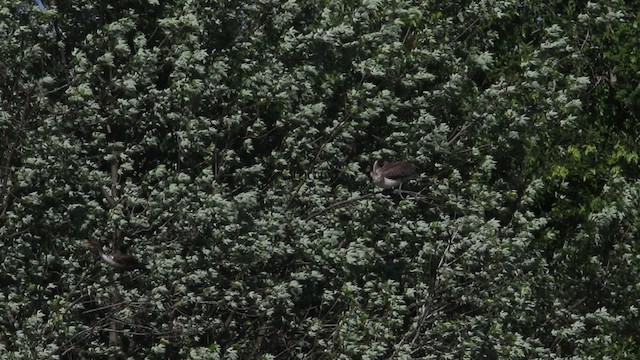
xmin=370 ymin=160 xmax=383 ymax=177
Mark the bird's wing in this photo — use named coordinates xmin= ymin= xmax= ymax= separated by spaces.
xmin=381 ymin=162 xmax=416 ymax=179
xmin=112 ymin=251 xmax=146 ymax=270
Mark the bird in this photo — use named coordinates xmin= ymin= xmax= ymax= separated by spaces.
xmin=86 ymin=240 xmax=148 ymax=271
xmin=370 ymin=160 xmax=417 ymax=193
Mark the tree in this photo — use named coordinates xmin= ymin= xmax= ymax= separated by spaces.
xmin=1 ymin=0 xmax=639 ymax=358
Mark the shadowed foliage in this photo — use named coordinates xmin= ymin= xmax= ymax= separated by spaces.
xmin=1 ymin=0 xmax=640 ymax=358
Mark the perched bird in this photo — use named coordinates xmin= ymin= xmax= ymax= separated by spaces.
xmin=86 ymin=240 xmax=147 ymax=271
xmin=370 ymin=160 xmax=417 ymax=192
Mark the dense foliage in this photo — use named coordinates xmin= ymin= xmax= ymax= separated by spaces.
xmin=1 ymin=0 xmax=639 ymax=358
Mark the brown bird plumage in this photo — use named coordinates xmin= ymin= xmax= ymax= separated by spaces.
xmin=86 ymin=240 xmax=147 ymax=271
xmin=370 ymin=160 xmax=417 ymax=190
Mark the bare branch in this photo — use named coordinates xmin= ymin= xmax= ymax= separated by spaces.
xmin=304 ymin=193 xmax=374 ymax=220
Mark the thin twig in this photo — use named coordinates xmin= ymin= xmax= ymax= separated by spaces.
xmin=286 ymin=75 xmax=369 ymax=209
xmin=304 ymin=193 xmax=374 ymax=220
xmin=285 ymin=117 xmax=352 ymax=210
